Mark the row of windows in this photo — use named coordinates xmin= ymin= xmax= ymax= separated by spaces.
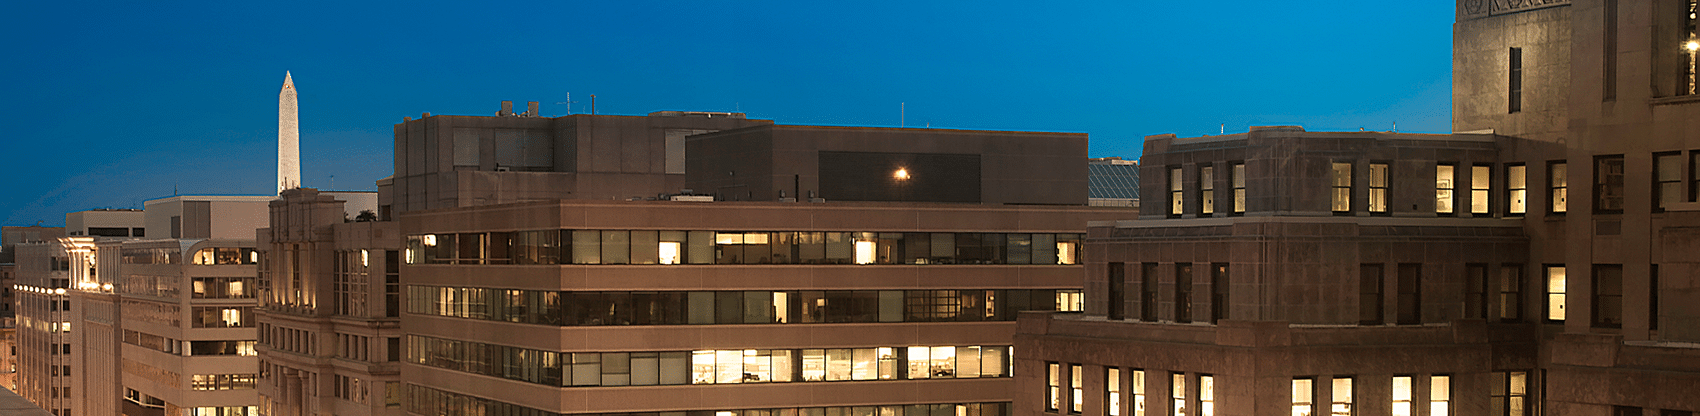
xmin=190 ymin=247 xmax=258 ymax=265
xmin=407 ymin=334 xmax=1011 ymax=388
xmin=121 ymin=247 xmax=181 ymax=265
xmin=405 ymin=383 xmax=1010 ymax=416
xmin=192 ymin=277 xmax=253 ymax=299
xmin=1167 ymin=153 xmax=1700 ymax=217
xmin=190 ymin=306 xmax=252 ymax=328
xmin=258 ymin=323 xmax=315 ymax=356
xmin=408 ymin=286 xmax=1083 ymax=326
xmin=189 ymin=374 xmax=256 ymax=391
xmin=1104 ymin=263 xmax=1228 ymax=324
xmin=1293 ymin=374 xmax=1454 ymax=416
xmin=406 ymin=230 xmax=1083 ymax=266
xmin=1046 ymin=364 xmax=1211 ymax=416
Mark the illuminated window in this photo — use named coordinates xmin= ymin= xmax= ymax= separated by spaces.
xmin=1507 ymin=164 xmax=1527 ymax=215
xmin=1109 ymin=368 xmax=1123 ymax=416
xmin=1596 ymin=155 xmax=1625 ymax=214
xmin=1550 ymin=162 xmax=1568 ymax=213
xmin=1198 ymin=375 xmax=1214 ymax=416
xmin=1369 ymin=163 xmax=1389 ymax=214
xmin=1292 ymin=378 xmax=1314 ymax=416
xmin=1656 ymin=152 xmax=1682 ymax=212
xmin=1170 ymin=167 xmax=1184 ymax=217
xmin=1133 ymin=370 xmax=1147 ymax=416
xmin=1048 ymin=363 xmax=1061 ymax=412
xmin=1071 ymin=364 xmax=1084 ymax=413
xmin=1172 ymin=373 xmax=1186 ymax=416
xmin=1593 ymin=265 xmax=1623 ymax=328
xmin=1231 ymin=162 xmax=1247 ymax=214
xmin=1472 ymin=165 xmax=1491 ymax=214
xmin=1431 ymin=375 xmax=1451 ymax=416
xmin=1332 ymin=162 xmax=1352 ymax=213
xmin=1546 ymin=266 xmax=1566 ymax=321
xmin=1436 ymin=164 xmax=1456 ymax=214
xmin=1392 ymin=376 xmax=1413 ymax=416
xmin=1682 ymin=0 xmax=1699 ymax=96
xmin=1201 ymin=166 xmax=1216 ymax=215
xmin=1500 ymin=265 xmax=1525 ymax=322
xmin=1331 ymin=377 xmax=1352 ymax=416
xmin=1490 ymin=371 xmax=1528 ymax=416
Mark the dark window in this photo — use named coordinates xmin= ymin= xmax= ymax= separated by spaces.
xmin=1210 ymin=264 xmax=1228 ymax=324
xmin=1595 ymin=155 xmax=1625 ymax=214
xmin=1500 ymin=264 xmax=1525 ymax=322
xmin=1604 ymin=0 xmax=1619 ymax=101
xmin=1509 ymin=48 xmax=1523 ymax=113
xmin=388 ymin=337 xmax=401 ymax=362
xmin=1490 ymin=371 xmax=1529 ymax=416
xmin=1396 ymin=264 xmax=1421 ymax=325
xmin=1174 ymin=263 xmax=1192 ymax=323
xmin=1107 ymin=263 xmax=1125 ymax=320
xmin=88 ymin=227 xmax=130 ymax=237
xmin=1550 ymin=161 xmax=1569 ymax=214
xmin=1650 ymin=265 xmax=1660 ymax=331
xmin=1614 ymin=407 xmax=1643 ymax=416
xmin=1360 ymin=264 xmax=1383 ymax=325
xmin=1141 ymin=263 xmax=1158 ymax=322
xmin=1466 ymin=264 xmax=1488 ymax=320
xmin=1593 ymin=264 xmax=1623 ymax=328
xmin=1656 ymin=152 xmax=1682 ymax=212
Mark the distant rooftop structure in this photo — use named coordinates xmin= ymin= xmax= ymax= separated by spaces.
xmin=1088 ymin=156 xmax=1139 ymax=207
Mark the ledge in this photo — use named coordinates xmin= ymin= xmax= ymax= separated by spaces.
xmin=1650 ymin=94 xmax=1700 ymax=106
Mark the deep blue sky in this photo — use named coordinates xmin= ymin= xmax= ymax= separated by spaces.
xmin=0 ymin=2 xmax=1455 ymax=227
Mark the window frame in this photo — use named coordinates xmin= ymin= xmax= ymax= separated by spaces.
xmin=1592 ymin=264 xmax=1623 ymax=329
xmin=1510 ymin=47 xmax=1524 ymax=113
xmin=1655 ymin=151 xmax=1682 ymax=212
xmin=1507 ymin=163 xmax=1528 ymax=216
xmin=1472 ymin=164 xmax=1493 ymax=215
xmin=1549 ymin=161 xmax=1569 ymax=214
xmin=1200 ymin=165 xmax=1216 ymax=216
xmin=1545 ymin=265 xmax=1567 ymax=322
xmin=1437 ymin=164 xmax=1457 ymax=215
xmin=1595 ymin=155 xmax=1625 ymax=215
xmin=1332 ymin=161 xmax=1353 ymax=215
xmin=1499 ymin=264 xmax=1525 ymax=322
xmin=1230 ymin=162 xmax=1247 ymax=215
xmin=1169 ymin=167 xmax=1184 ymax=218
xmin=1368 ymin=162 xmax=1390 ymax=215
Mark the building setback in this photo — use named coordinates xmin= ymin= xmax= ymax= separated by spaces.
xmin=1017 ymin=1 xmax=1700 ymax=415
xmin=256 ymin=107 xmax=1127 ymax=416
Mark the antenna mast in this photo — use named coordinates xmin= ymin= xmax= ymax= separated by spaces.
xmin=556 ymin=93 xmax=578 ymax=115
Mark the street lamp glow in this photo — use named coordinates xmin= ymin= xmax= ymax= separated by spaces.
xmin=893 ymin=168 xmax=910 ymax=180
xmin=1686 ymin=40 xmax=1699 ymax=51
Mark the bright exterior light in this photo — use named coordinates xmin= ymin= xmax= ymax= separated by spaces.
xmin=102 ymin=283 xmax=114 ymax=291
xmin=423 ymin=234 xmax=437 ymax=246
xmin=1687 ymin=40 xmax=1700 ymax=51
xmin=54 ymin=288 xmax=66 ymax=295
xmin=893 ymin=168 xmax=910 ymax=180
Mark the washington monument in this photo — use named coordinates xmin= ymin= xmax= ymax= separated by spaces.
xmin=278 ymin=71 xmax=300 ymax=193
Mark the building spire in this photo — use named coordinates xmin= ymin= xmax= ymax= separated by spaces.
xmin=278 ymin=71 xmax=300 ymax=194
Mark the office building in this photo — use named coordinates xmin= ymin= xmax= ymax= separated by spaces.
xmin=1016 ymin=1 xmax=1700 ymax=415
xmin=256 ymin=107 xmax=1125 ymax=416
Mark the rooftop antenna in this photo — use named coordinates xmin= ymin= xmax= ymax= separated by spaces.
xmin=1220 ymin=124 xmax=1225 ymax=135
xmin=1392 ymin=121 xmax=1397 ymax=133
xmin=901 ymin=102 xmax=905 ymax=127
xmin=556 ymin=93 xmax=577 ymax=115
xmin=590 ymin=94 xmax=597 ymax=115
xmin=330 ymin=175 xmax=335 ymax=190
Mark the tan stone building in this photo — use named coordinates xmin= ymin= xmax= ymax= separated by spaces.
xmin=1017 ymin=1 xmax=1700 ymax=415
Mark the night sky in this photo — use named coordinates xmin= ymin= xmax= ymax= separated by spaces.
xmin=0 ymin=1 xmax=1455 ymax=226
